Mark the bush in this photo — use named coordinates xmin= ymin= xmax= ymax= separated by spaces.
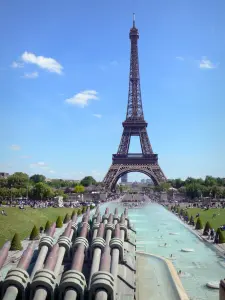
xmin=71 ymin=210 xmax=77 ymax=219
xmin=216 ymin=228 xmax=225 ymax=244
xmin=195 ymin=217 xmax=203 ymax=230
xmin=56 ymin=216 xmax=63 ymax=228
xmin=10 ymin=233 xmax=22 ymax=250
xmin=77 ymin=208 xmax=82 ymax=215
xmin=29 ymin=225 xmax=39 ymax=240
xmin=203 ymin=221 xmax=211 ymax=236
xmin=82 ymin=206 xmax=87 ymax=214
xmin=44 ymin=220 xmax=51 ymax=233
xmin=63 ymin=213 xmax=70 ymax=224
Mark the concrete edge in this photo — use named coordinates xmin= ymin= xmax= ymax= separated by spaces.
xmin=136 ymin=251 xmax=189 ymax=300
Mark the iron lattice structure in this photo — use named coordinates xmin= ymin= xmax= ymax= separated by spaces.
xmin=103 ymin=15 xmax=167 ymax=191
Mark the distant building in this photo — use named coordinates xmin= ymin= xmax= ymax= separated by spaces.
xmin=0 ymin=172 xmax=9 ymax=179
xmin=121 ymin=174 xmax=128 ymax=183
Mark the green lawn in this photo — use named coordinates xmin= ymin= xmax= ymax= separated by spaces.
xmin=186 ymin=208 xmax=225 ymax=229
xmin=0 ymin=207 xmax=76 ymax=247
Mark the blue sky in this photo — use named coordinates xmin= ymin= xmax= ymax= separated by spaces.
xmin=0 ymin=0 xmax=225 ymax=182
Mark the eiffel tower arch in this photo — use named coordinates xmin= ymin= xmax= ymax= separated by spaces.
xmin=103 ymin=15 xmax=167 ymax=192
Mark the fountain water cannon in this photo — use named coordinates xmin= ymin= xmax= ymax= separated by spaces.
xmin=0 ymin=241 xmax=11 ymax=271
xmin=80 ymin=214 xmax=90 ymax=232
xmin=30 ymin=243 xmax=59 ymax=300
xmin=92 ymin=214 xmax=101 ymax=239
xmin=102 ymin=208 xmax=109 ymax=224
xmin=105 ymin=214 xmax=115 ymax=245
xmin=110 ymin=223 xmax=124 ymax=265
xmin=70 ymin=214 xmax=78 ymax=240
xmin=119 ymin=213 xmax=128 ymax=241
xmin=59 ymin=222 xmax=89 ymax=300
xmin=88 ymin=223 xmax=106 ymax=289
xmin=30 ymin=222 xmax=56 ymax=280
xmin=113 ymin=208 xmax=119 ymax=225
xmin=58 ymin=222 xmax=72 ymax=257
xmin=124 ymin=208 xmax=131 ymax=228
xmin=1 ymin=242 xmax=35 ymax=300
xmin=90 ymin=223 xmax=105 ymax=258
xmin=92 ymin=206 xmax=100 ymax=223
xmin=52 ymin=222 xmax=73 ymax=277
xmin=89 ymin=245 xmax=115 ymax=300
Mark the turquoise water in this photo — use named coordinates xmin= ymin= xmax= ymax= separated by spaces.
xmin=103 ymin=202 xmax=225 ymax=300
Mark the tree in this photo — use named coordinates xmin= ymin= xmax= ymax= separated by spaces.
xmin=178 ymin=186 xmax=186 ymax=194
xmin=32 ymin=182 xmax=53 ymax=200
xmin=63 ymin=213 xmax=70 ymax=224
xmin=80 ymin=176 xmax=96 ymax=187
xmin=7 ymin=172 xmax=29 ymax=189
xmin=10 ymin=233 xmax=22 ymax=250
xmin=195 ymin=218 xmax=203 ymax=230
xmin=74 ymin=185 xmax=85 ymax=193
xmin=205 ymin=176 xmax=217 ymax=187
xmin=0 ymin=187 xmax=10 ymax=200
xmin=30 ymin=225 xmax=39 ymax=240
xmin=44 ymin=220 xmax=51 ymax=233
xmin=203 ymin=221 xmax=211 ymax=236
xmin=0 ymin=178 xmax=8 ymax=188
xmin=30 ymin=174 xmax=46 ymax=184
xmin=56 ymin=216 xmax=63 ymax=228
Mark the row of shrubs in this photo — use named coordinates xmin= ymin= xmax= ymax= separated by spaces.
xmin=170 ymin=206 xmax=225 ymax=244
xmin=10 ymin=205 xmax=95 ymax=251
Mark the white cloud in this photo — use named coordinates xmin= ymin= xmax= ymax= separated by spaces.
xmin=21 ymin=51 xmax=63 ymax=74
xmin=93 ymin=114 xmax=102 ymax=118
xmin=23 ymin=71 xmax=39 ymax=79
xmin=176 ymin=56 xmax=184 ymax=61
xmin=11 ymin=61 xmax=24 ymax=68
xmin=49 ymin=170 xmax=55 ymax=174
xmin=199 ymin=57 xmax=218 ymax=69
xmin=65 ymin=90 xmax=99 ymax=108
xmin=10 ymin=144 xmax=21 ymax=151
xmin=30 ymin=162 xmax=48 ymax=168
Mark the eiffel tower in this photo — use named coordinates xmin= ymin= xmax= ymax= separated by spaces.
xmin=103 ymin=14 xmax=167 ymax=191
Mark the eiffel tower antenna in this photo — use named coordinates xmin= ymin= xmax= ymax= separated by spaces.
xmin=133 ymin=13 xmax=135 ymax=27
xmin=103 ymin=15 xmax=167 ymax=191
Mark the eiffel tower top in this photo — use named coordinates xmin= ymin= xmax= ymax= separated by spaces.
xmin=133 ymin=13 xmax=136 ymax=27
xmin=126 ymin=14 xmax=144 ymax=122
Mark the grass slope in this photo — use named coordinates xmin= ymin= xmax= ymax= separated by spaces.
xmin=0 ymin=207 xmax=75 ymax=247
xmin=187 ymin=208 xmax=225 ymax=229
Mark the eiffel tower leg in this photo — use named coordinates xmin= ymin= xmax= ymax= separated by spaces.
xmin=150 ymin=164 xmax=167 ymax=183
xmin=103 ymin=164 xmax=122 ymax=191
xmin=117 ymin=129 xmax=131 ymax=155
xmin=139 ymin=128 xmax=153 ymax=154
